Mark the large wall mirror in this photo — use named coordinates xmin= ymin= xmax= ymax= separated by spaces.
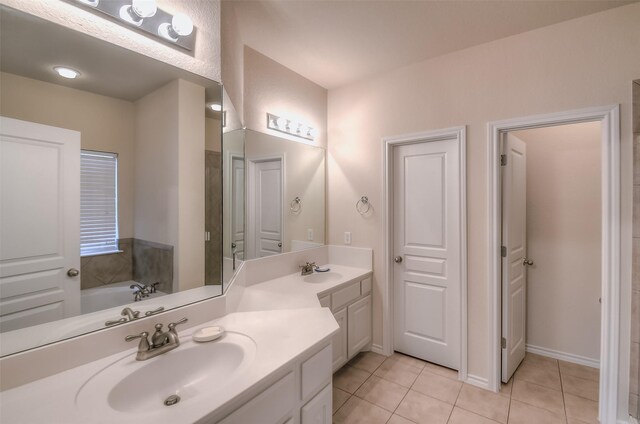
xmin=0 ymin=6 xmax=224 ymax=356
xmin=221 ymin=127 xmax=325 ymax=267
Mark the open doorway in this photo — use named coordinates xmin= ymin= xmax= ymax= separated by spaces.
xmin=488 ymin=105 xmax=624 ymax=423
xmin=500 ymin=122 xmax=602 ymax=415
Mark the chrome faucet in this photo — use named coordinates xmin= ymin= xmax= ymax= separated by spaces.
xmin=299 ymin=262 xmax=316 ymax=276
xmin=121 ymin=307 xmax=140 ymax=321
xmin=125 ymin=318 xmax=188 ymax=361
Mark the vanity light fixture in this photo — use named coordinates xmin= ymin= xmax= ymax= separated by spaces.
xmin=54 ymin=66 xmax=81 ymax=79
xmin=267 ymin=113 xmax=315 ymax=141
xmin=72 ymin=0 xmax=196 ymax=51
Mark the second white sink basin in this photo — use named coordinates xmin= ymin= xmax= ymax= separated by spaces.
xmin=75 ymin=331 xmax=256 ymax=417
xmin=303 ymin=272 xmax=343 ymax=284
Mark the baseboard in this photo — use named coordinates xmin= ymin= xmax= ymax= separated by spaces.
xmin=465 ymin=374 xmax=490 ymax=390
xmin=371 ymin=343 xmax=385 ymax=355
xmin=526 ymin=344 xmax=600 ymax=369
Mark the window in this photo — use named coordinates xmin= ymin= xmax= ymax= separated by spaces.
xmin=80 ymin=150 xmax=119 ymax=256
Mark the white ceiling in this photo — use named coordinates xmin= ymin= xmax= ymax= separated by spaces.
xmin=227 ymin=0 xmax=635 ymax=89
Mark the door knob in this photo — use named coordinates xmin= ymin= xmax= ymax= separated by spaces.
xmin=522 ymin=258 xmax=534 ymax=266
xmin=277 ymin=242 xmax=282 ymax=248
xmin=67 ymin=268 xmax=80 ymax=277
xmin=394 ymin=256 xmax=403 ymax=263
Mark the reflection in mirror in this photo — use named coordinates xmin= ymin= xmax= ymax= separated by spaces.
xmin=0 ymin=6 xmax=223 ymax=356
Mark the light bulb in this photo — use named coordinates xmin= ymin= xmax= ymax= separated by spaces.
xmin=54 ymin=66 xmax=80 ymax=79
xmin=171 ymin=13 xmax=193 ymax=36
xmin=131 ymin=0 xmax=157 ymax=18
xmin=77 ymin=0 xmax=99 ymax=7
xmin=287 ymin=120 xmax=299 ymax=133
xmin=276 ymin=117 xmax=286 ymax=129
xmin=208 ymin=103 xmax=222 ymax=112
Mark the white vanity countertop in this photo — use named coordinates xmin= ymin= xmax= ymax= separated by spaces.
xmin=0 ymin=308 xmax=338 ymax=424
xmin=236 ymin=264 xmax=372 ymax=312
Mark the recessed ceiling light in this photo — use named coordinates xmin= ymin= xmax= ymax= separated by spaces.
xmin=208 ymin=103 xmax=222 ymax=112
xmin=54 ymin=66 xmax=80 ymax=79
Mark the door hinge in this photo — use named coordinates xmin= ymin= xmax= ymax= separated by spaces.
xmin=501 ymin=337 xmax=507 ymax=349
xmin=500 ymin=154 xmax=507 ymax=166
xmin=501 ymin=246 xmax=507 ymax=257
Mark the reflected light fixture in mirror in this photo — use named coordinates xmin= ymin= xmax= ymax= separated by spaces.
xmin=208 ymin=103 xmax=222 ymax=112
xmin=54 ymin=66 xmax=81 ymax=79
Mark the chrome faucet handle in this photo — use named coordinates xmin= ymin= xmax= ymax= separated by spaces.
xmin=144 ymin=306 xmax=165 ymax=317
xmin=149 ymin=282 xmax=160 ymax=293
xmin=168 ymin=317 xmax=188 ymax=331
xmin=125 ymin=331 xmax=151 ymax=352
xmin=105 ymin=317 xmax=127 ymax=326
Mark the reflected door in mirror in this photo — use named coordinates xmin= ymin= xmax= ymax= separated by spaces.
xmin=247 ymin=157 xmax=283 ymax=258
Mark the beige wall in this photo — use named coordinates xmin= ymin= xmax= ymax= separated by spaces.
xmin=327 ymin=3 xmax=638 ymax=401
xmin=245 ymin=130 xmax=325 ymax=252
xmin=244 ymin=47 xmax=328 ymax=148
xmin=134 ymin=79 xmax=206 ymax=292
xmin=206 ymin=117 xmax=222 ymax=152
xmin=513 ymin=122 xmax=601 ymax=363
xmin=221 ymin=0 xmax=244 ymax=124
xmin=0 ymin=72 xmax=135 ymax=238
xmin=1 ymin=0 xmax=221 ymax=82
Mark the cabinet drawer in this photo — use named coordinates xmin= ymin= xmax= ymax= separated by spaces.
xmin=219 ymin=372 xmax=295 ymax=424
xmin=301 ymin=344 xmax=332 ymax=401
xmin=331 ymin=281 xmax=360 ymax=312
xmin=318 ymin=295 xmax=330 ymax=308
xmin=360 ymin=278 xmax=372 ymax=295
xmin=301 ymin=384 xmax=332 ymax=424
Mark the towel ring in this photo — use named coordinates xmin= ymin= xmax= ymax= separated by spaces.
xmin=290 ymin=196 xmax=302 ymax=213
xmin=356 ymin=196 xmax=371 ymax=214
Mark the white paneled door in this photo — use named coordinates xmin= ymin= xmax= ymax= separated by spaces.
xmin=0 ymin=116 xmax=80 ymax=332
xmin=393 ymin=138 xmax=461 ymax=370
xmin=248 ymin=157 xmax=283 ymax=258
xmin=232 ymin=156 xmax=245 ymax=260
xmin=501 ymin=134 xmax=528 ymax=383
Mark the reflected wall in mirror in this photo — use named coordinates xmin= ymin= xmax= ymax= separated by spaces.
xmin=0 ymin=6 xmax=223 ymax=356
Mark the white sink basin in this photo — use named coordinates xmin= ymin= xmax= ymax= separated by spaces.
xmin=75 ymin=331 xmax=256 ymax=416
xmin=303 ymin=272 xmax=343 ymax=284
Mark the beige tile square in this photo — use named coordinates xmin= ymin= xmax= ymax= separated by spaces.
xmin=508 ymin=399 xmax=566 ymax=424
xmin=423 ymin=362 xmax=458 ymax=380
xmin=499 ymin=378 xmax=513 ymax=398
xmin=511 ymin=379 xmax=564 ymax=415
xmin=564 ymin=393 xmax=599 ymax=424
xmin=395 ymin=390 xmax=453 ymax=424
xmin=387 ymin=414 xmax=416 ymax=424
xmin=348 ymin=351 xmax=387 ymax=373
xmin=449 ymin=407 xmax=501 ymax=424
xmin=373 ymin=354 xmax=423 ymax=387
xmin=334 ymin=366 xmax=371 ymax=394
xmin=559 ymin=361 xmax=599 ymax=382
xmin=561 ymin=374 xmax=599 ymax=402
xmin=391 ymin=352 xmax=427 ymax=369
xmin=333 ymin=387 xmax=351 ymax=413
xmin=333 ymin=396 xmax=392 ymax=424
xmin=411 ymin=369 xmax=462 ymax=404
xmin=354 ymin=375 xmax=409 ymax=412
xmin=455 ymin=384 xmax=510 ymax=423
xmin=523 ymin=353 xmax=559 ymax=371
xmin=514 ymin=361 xmax=562 ymax=390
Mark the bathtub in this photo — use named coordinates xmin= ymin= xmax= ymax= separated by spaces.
xmin=81 ymin=280 xmax=167 ymax=314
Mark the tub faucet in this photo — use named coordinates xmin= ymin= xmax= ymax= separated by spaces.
xmin=130 ymin=283 xmax=150 ymax=301
xmin=299 ymin=262 xmax=316 ymax=276
xmin=125 ymin=318 xmax=188 ymax=361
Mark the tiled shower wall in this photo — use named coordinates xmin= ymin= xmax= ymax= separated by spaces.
xmin=632 ymin=80 xmax=639 ymax=419
xmin=80 ymin=238 xmax=173 ymax=293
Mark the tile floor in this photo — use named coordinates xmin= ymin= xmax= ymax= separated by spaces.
xmin=332 ymin=351 xmax=600 ymax=424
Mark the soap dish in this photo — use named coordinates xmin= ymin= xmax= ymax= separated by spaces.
xmin=192 ymin=326 xmax=225 ymax=343
xmin=315 ymin=267 xmax=331 ymax=272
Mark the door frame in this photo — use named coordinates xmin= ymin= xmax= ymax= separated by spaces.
xmin=382 ymin=126 xmax=467 ymax=381
xmin=487 ymin=105 xmax=624 ymax=423
xmin=245 ymin=154 xmax=285 ymax=259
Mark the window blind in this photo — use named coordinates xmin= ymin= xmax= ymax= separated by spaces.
xmin=80 ymin=150 xmax=119 ymax=256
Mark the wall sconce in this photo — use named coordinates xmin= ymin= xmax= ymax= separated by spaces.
xmin=71 ymin=0 xmax=196 ymax=51
xmin=267 ymin=113 xmax=315 ymax=141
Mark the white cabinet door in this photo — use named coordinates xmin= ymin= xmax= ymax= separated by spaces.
xmin=332 ymin=307 xmax=348 ymax=371
xmin=347 ymin=295 xmax=371 ymax=358
xmin=0 ymin=116 xmax=80 ymax=332
xmin=301 ymin=384 xmax=332 ymax=424
xmin=501 ymin=134 xmax=528 ymax=383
